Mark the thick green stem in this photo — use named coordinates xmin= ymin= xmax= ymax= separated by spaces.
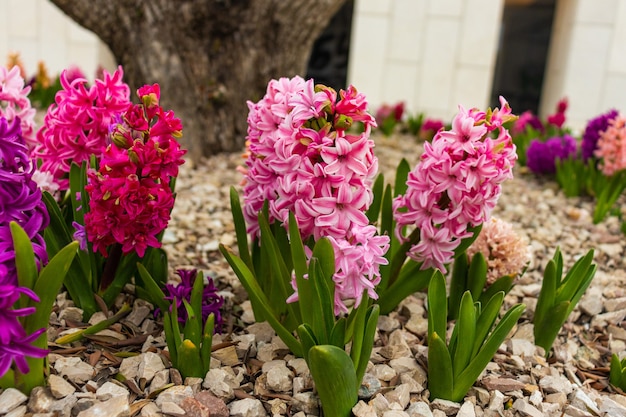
xmin=387 ymin=228 xmax=420 ymax=287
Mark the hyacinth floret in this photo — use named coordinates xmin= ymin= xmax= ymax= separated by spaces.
xmin=466 ymin=217 xmax=531 ymax=285
xmin=595 ymin=114 xmax=626 ymax=176
xmin=34 ymin=66 xmax=131 ymax=190
xmin=0 ymin=117 xmax=49 ymax=282
xmin=582 ymin=109 xmax=619 ymax=161
xmin=0 ymin=117 xmax=50 ymax=376
xmin=84 ymin=84 xmax=186 ymax=258
xmin=526 ymin=134 xmax=577 ymax=175
xmin=0 ymin=66 xmax=37 ymax=150
xmin=244 ymin=76 xmax=389 ymax=314
xmin=393 ymin=97 xmax=517 ymax=273
xmin=155 ymin=269 xmax=224 ymax=332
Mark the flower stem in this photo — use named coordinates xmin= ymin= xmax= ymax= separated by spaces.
xmin=100 ymin=243 xmax=123 ymax=292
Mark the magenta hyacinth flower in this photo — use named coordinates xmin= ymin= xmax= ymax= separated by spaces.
xmin=581 ymin=109 xmax=619 ymax=161
xmin=393 ymin=97 xmax=518 ymax=273
xmin=34 ymin=66 xmax=131 ymax=190
xmin=526 ymin=134 xmax=577 ymax=175
xmin=156 ymin=269 xmax=224 ymax=332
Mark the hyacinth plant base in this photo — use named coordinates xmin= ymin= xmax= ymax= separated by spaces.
xmin=6 ymin=133 xmax=626 ymax=417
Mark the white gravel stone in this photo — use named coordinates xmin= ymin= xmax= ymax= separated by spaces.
xmin=229 ymin=398 xmax=268 ymax=417
xmin=0 ymin=388 xmax=28 ymax=414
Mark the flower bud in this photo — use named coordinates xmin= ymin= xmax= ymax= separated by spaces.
xmin=334 ymin=114 xmax=353 ymax=130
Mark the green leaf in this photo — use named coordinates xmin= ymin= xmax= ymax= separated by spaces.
xmin=163 ymin=312 xmax=180 ymax=368
xmin=427 ymin=331 xmax=454 ymax=401
xmin=309 ymin=258 xmax=334 ymax=345
xmin=380 ymin=185 xmax=394 ymax=239
xmin=448 ymin=253 xmax=468 ymax=320
xmin=24 ymin=241 xmax=79 ymax=335
xmin=534 ymin=258 xmax=557 ymax=330
xmin=377 ymin=265 xmax=433 ymax=315
xmin=355 ymin=304 xmax=379 ymax=386
xmin=229 ymin=187 xmax=253 ymax=271
xmin=136 ymin=263 xmax=169 ymax=312
xmin=534 ymin=300 xmax=571 ymax=354
xmin=349 ymin=294 xmax=368 ymax=369
xmin=176 ymin=339 xmax=204 ymax=379
xmin=427 ymin=271 xmax=448 ymax=342
xmin=452 ymin=292 xmax=476 ymax=380
xmin=610 ymin=353 xmax=623 ymax=389
xmin=182 ymin=300 xmax=202 ymax=347
xmin=201 ymin=314 xmax=215 ymax=372
xmin=393 ymin=159 xmax=411 ymax=197
xmin=220 ymin=244 xmax=302 ymax=356
xmin=555 ymin=249 xmax=594 ymax=303
xmin=190 ymin=271 xmax=204 ymax=327
xmin=366 ymin=174 xmax=384 ymax=224
xmin=289 ymin=212 xmax=312 ymax=324
xmin=297 ymin=324 xmax=318 ymax=364
xmin=308 ymin=345 xmax=358 ymax=417
xmin=258 ymin=212 xmax=301 ymax=325
xmin=467 ymin=252 xmax=488 ymax=300
xmin=10 ymin=222 xmax=38 ymax=309
xmin=472 ymin=292 xmax=505 ymax=358
xmin=329 ymin=317 xmax=347 ymax=349
xmin=479 ymin=276 xmax=514 ymax=306
xmin=453 ymin=303 xmax=525 ymax=402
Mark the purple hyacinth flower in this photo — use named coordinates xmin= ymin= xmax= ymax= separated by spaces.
xmin=0 ymin=117 xmax=49 ymax=285
xmin=526 ymin=134 xmax=577 ymax=175
xmin=581 ymin=109 xmax=619 ymax=161
xmin=157 ymin=269 xmax=224 ymax=333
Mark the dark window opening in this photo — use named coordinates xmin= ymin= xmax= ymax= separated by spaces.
xmin=306 ymin=0 xmax=355 ymax=91
xmin=490 ymin=0 xmax=557 ymax=114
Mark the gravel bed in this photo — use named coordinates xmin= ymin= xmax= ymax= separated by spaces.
xmin=2 ymin=133 xmax=626 ymax=417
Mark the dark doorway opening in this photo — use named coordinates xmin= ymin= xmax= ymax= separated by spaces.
xmin=306 ymin=0 xmax=355 ymax=91
xmin=490 ymin=0 xmax=557 ymax=114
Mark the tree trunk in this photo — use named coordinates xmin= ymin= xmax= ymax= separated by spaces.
xmin=49 ymin=0 xmax=347 ymax=161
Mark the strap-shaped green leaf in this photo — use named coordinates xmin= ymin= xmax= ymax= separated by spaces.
xmin=201 ymin=313 xmax=215 ymax=372
xmin=162 ymin=312 xmax=180 ymax=368
xmin=258 ymin=213 xmax=301 ymax=325
xmin=427 ymin=331 xmax=454 ymax=401
xmin=297 ymin=324 xmax=318 ymax=364
xmin=308 ymin=345 xmax=358 ymax=417
xmin=534 ymin=300 xmax=570 ymax=354
xmin=289 ymin=212 xmax=313 ymax=324
xmin=394 ymin=158 xmax=411 ymax=197
xmin=366 ymin=174 xmax=384 ymax=224
xmin=377 ymin=264 xmax=433 ymax=315
xmin=534 ymin=258 xmax=557 ymax=329
xmin=309 ymin=259 xmax=334 ymax=345
xmin=479 ymin=275 xmax=514 ymax=307
xmin=472 ymin=291 xmax=505 ymax=359
xmin=329 ymin=317 xmax=347 ymax=349
xmin=349 ymin=294 xmax=368 ymax=368
xmin=24 ymin=241 xmax=79 ymax=335
xmin=555 ymin=249 xmax=594 ymax=303
xmin=467 ymin=253 xmax=488 ymax=301
xmin=428 ymin=271 xmax=448 ymax=342
xmin=182 ymin=300 xmax=201 ymax=347
xmin=136 ymin=263 xmax=169 ymax=312
xmin=355 ymin=304 xmax=379 ymax=387
xmin=229 ymin=187 xmax=253 ymax=271
xmin=219 ymin=244 xmax=302 ymax=357
xmin=452 ymin=292 xmax=476 ymax=380
xmin=177 ymin=339 xmax=204 ymax=378
xmin=610 ymin=353 xmax=623 ymax=388
xmin=453 ymin=303 xmax=525 ymax=402
xmin=10 ymin=222 xmax=38 ymax=308
xmin=448 ymin=253 xmax=469 ymax=320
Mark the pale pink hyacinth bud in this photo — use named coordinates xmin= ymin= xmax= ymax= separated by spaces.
xmin=466 ymin=217 xmax=531 ymax=285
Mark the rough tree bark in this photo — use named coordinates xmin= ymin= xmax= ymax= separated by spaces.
xmin=49 ymin=0 xmax=347 ymax=160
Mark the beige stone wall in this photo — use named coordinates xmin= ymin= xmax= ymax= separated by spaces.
xmin=0 ymin=0 xmax=115 ymax=81
xmin=540 ymin=0 xmax=626 ymax=131
xmin=347 ymin=0 xmax=505 ymax=121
